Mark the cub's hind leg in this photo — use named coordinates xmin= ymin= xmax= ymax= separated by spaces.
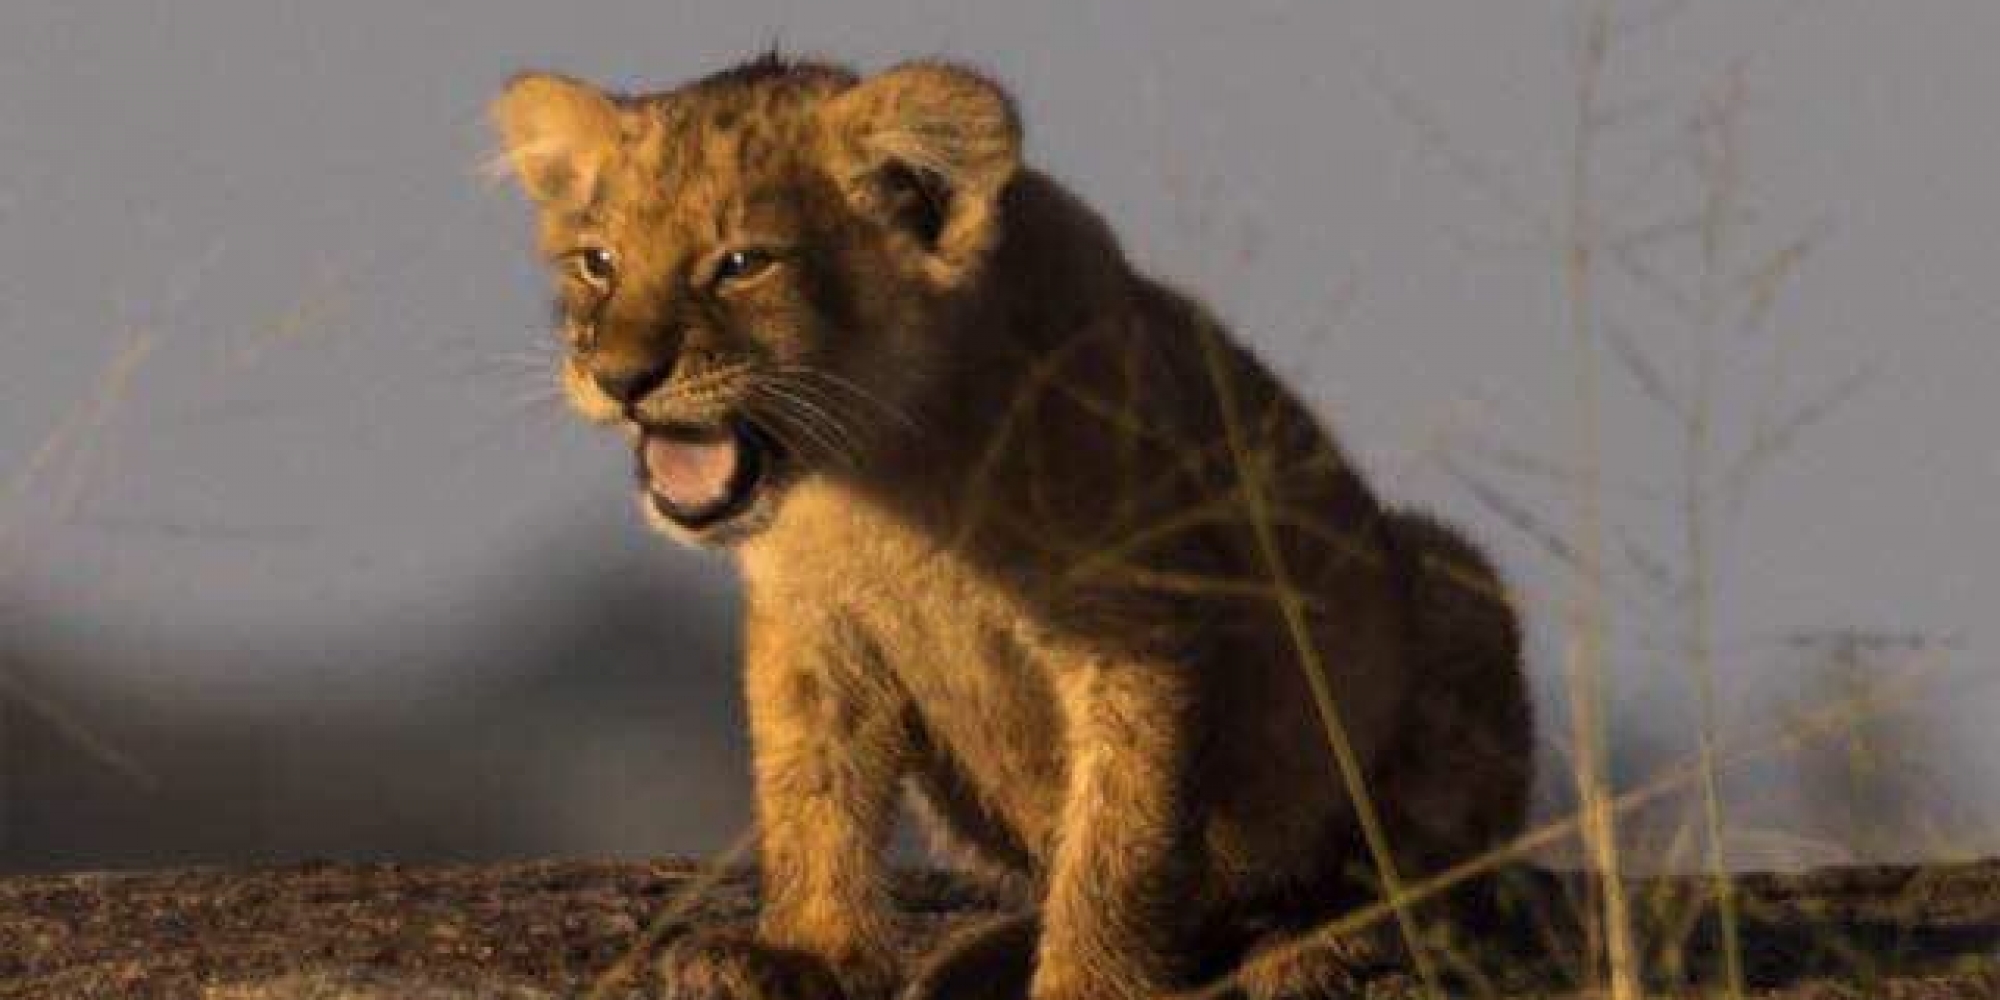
xmin=1215 ymin=513 xmax=1533 ymax=1000
xmin=1374 ymin=511 xmax=1532 ymax=890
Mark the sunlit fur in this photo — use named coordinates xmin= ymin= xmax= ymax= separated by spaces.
xmin=493 ymin=54 xmax=1532 ymax=1000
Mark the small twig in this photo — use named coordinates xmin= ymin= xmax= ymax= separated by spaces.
xmin=0 ymin=667 xmax=159 ymax=791
xmin=1603 ymin=317 xmax=1692 ymax=424
xmin=1735 ymin=218 xmax=1833 ymax=333
xmin=585 ymin=827 xmax=759 ymax=1000
xmin=1723 ymin=359 xmax=1883 ymax=508
xmin=1616 ymin=526 xmax=1680 ymax=598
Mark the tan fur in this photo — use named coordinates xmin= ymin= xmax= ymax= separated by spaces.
xmin=491 ymin=53 xmax=1532 ymax=1000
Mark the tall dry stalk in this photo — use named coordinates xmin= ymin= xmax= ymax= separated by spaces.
xmin=1366 ymin=1 xmax=1889 ymax=990
xmin=1560 ymin=2 xmax=1643 ymax=996
xmin=1682 ymin=69 xmax=1747 ymax=999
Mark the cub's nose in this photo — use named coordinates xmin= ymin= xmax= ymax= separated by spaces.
xmin=589 ymin=357 xmax=676 ymax=406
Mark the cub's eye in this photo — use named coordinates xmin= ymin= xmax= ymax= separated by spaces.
xmin=573 ymin=246 xmax=616 ymax=288
xmin=711 ymin=248 xmax=776 ymax=288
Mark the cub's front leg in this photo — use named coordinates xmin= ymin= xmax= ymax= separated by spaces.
xmin=661 ymin=606 xmax=909 ymax=1000
xmin=1031 ymin=657 xmax=1202 ymax=1000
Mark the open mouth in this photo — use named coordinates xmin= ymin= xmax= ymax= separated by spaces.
xmin=635 ymin=417 xmax=778 ymax=530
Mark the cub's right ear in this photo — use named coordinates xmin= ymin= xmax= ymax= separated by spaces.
xmin=820 ymin=62 xmax=1022 ymax=286
xmin=489 ymin=72 xmax=623 ymax=208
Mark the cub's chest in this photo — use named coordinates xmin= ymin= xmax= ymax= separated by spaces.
xmin=846 ymin=571 xmax=1070 ymax=826
xmin=842 ymin=548 xmax=1057 ymax=711
xmin=746 ymin=479 xmax=1072 ymax=742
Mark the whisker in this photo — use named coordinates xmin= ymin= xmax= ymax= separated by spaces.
xmin=763 ymin=380 xmax=870 ymax=469
xmin=747 ymin=391 xmax=852 ymax=469
xmin=769 ymin=364 xmax=923 ymax=433
xmin=766 ymin=380 xmax=868 ymax=466
xmin=763 ymin=378 xmax=855 ymax=438
xmin=783 ymin=394 xmax=863 ymax=470
xmin=759 ymin=368 xmax=907 ymax=466
xmin=740 ymin=398 xmax=811 ymax=462
xmin=763 ymin=374 xmax=879 ymax=435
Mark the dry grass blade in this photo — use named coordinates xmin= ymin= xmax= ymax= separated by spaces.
xmin=1460 ymin=434 xmax=1582 ymax=489
xmin=1616 ymin=526 xmax=1678 ymax=597
xmin=951 ymin=334 xmax=1097 ymax=548
xmin=1736 ymin=222 xmax=1830 ymax=333
xmin=1365 ymin=66 xmax=1541 ymax=232
xmin=1677 ymin=65 xmax=1750 ymax=998
xmin=1723 ymin=359 xmax=1881 ymax=506
xmin=1603 ymin=318 xmax=1690 ymax=424
xmin=1609 ymin=237 xmax=1701 ymax=323
xmin=225 ymin=271 xmax=346 ymax=372
xmin=0 ymin=329 xmax=157 ymax=553
xmin=1735 ymin=221 xmax=1829 ymax=459
xmin=0 ymin=665 xmax=160 ymax=791
xmin=1190 ymin=317 xmax=1443 ymax=999
xmin=1442 ymin=458 xmax=1582 ymax=570
xmin=54 ymin=335 xmax=158 ymax=525
xmin=1562 ymin=2 xmax=1641 ymax=995
xmin=1441 ymin=460 xmax=1662 ymax=626
xmin=584 ymin=826 xmax=759 ymax=1000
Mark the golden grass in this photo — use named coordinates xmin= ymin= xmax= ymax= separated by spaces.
xmin=1332 ymin=0 xmax=1953 ymax=994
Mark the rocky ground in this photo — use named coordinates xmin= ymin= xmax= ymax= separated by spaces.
xmin=1 ymin=858 xmax=1995 ymax=998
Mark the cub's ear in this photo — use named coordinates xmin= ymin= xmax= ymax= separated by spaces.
xmin=821 ymin=62 xmax=1022 ymax=283
xmin=489 ymin=72 xmax=624 ymax=208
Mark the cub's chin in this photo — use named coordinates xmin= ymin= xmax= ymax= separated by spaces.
xmin=633 ymin=417 xmax=786 ymax=547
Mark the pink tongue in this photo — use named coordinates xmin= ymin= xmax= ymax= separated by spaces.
xmin=643 ymin=429 xmax=741 ymax=511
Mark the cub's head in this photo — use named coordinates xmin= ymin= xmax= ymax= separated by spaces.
xmin=490 ymin=55 xmax=1020 ymax=545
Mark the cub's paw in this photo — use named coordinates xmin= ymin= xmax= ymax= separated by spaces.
xmin=1220 ymin=928 xmax=1396 ymax=999
xmin=657 ymin=933 xmax=848 ymax=1000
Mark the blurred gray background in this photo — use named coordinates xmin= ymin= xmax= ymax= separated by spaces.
xmin=1 ymin=0 xmax=1994 ymax=874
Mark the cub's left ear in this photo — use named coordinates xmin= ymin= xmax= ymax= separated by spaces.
xmin=489 ymin=71 xmax=624 ymax=209
xmin=821 ymin=62 xmax=1022 ymax=284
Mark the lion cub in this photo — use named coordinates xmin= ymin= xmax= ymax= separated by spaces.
xmin=491 ymin=53 xmax=1531 ymax=1000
